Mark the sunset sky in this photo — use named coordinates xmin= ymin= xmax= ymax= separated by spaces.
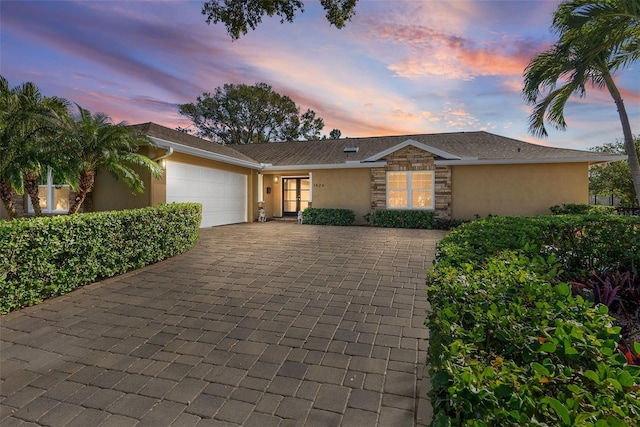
xmin=2 ymin=0 xmax=639 ymax=150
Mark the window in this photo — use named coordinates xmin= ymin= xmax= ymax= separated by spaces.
xmin=27 ymin=168 xmax=70 ymax=214
xmin=386 ymin=171 xmax=434 ymax=209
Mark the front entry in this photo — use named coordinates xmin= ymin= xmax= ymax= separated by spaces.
xmin=283 ymin=178 xmax=309 ymax=215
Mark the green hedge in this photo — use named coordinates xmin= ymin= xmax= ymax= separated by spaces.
xmin=436 ymin=215 xmax=639 ymax=281
xmin=302 ymin=207 xmax=355 ymax=226
xmin=364 ymin=210 xmax=465 ymax=230
xmin=550 ymin=203 xmax=617 ymax=215
xmin=0 ymin=203 xmax=201 ymax=313
xmin=365 ymin=210 xmax=434 ymax=228
xmin=426 ymin=215 xmax=640 ymax=426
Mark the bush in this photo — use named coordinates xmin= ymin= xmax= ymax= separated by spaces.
xmin=426 ymin=215 xmax=640 ymax=426
xmin=364 ymin=210 xmax=434 ymax=229
xmin=550 ymin=203 xmax=617 ymax=215
xmin=363 ymin=210 xmax=464 ymax=229
xmin=0 ymin=203 xmax=201 ymax=313
xmin=437 ymin=215 xmax=639 ymax=281
xmin=302 ymin=207 xmax=355 ymax=226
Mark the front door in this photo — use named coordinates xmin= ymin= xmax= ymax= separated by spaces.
xmin=283 ymin=178 xmax=309 ymax=215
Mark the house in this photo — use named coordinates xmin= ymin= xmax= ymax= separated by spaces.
xmin=1 ymin=122 xmax=627 ymax=226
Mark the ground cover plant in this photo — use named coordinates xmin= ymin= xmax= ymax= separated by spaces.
xmin=0 ymin=203 xmax=201 ymax=313
xmin=426 ymin=215 xmax=640 ymax=426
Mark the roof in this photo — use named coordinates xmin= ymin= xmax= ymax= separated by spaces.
xmin=131 ymin=123 xmax=626 ymax=169
xmin=130 ymin=123 xmax=261 ymax=168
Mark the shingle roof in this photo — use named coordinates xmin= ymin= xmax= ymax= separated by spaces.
xmin=129 ymin=123 xmax=258 ymax=164
xmin=232 ymin=131 xmax=620 ymax=165
xmin=131 ymin=123 xmax=623 ymax=168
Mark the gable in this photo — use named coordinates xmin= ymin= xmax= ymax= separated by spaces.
xmin=363 ymin=139 xmax=461 ymax=162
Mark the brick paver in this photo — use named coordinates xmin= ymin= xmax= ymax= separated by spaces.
xmin=0 ymin=222 xmax=444 ymax=426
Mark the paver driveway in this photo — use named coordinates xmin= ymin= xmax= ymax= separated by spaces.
xmin=1 ymin=222 xmax=446 ymax=427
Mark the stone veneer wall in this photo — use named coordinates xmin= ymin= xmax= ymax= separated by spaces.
xmin=370 ymin=146 xmax=452 ymax=219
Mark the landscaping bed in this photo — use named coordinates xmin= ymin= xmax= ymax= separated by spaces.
xmin=426 ymin=215 xmax=640 ymax=426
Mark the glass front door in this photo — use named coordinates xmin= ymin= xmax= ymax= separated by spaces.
xmin=283 ymin=178 xmax=309 ymax=215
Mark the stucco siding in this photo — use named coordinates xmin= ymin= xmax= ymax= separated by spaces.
xmin=451 ymin=162 xmax=589 ymax=219
xmin=259 ymin=169 xmax=370 ymax=223
xmin=311 ymin=169 xmax=371 ymax=224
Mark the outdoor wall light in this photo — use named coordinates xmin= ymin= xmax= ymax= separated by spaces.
xmin=274 ymin=176 xmax=279 ymax=183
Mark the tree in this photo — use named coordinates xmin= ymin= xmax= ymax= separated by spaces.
xmin=64 ymin=105 xmax=162 ymax=214
xmin=0 ymin=76 xmax=70 ymax=218
xmin=329 ymin=128 xmax=341 ymax=139
xmin=589 ymin=137 xmax=639 ymax=207
xmin=179 ymin=82 xmax=327 ymax=144
xmin=523 ymin=0 xmax=640 ymax=206
xmin=201 ymin=0 xmax=357 ymax=40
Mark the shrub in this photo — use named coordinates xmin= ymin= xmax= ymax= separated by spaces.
xmin=0 ymin=203 xmax=201 ymax=313
xmin=364 ymin=210 xmax=434 ymax=229
xmin=436 ymin=215 xmax=639 ymax=280
xmin=550 ymin=203 xmax=617 ymax=215
xmin=426 ymin=215 xmax=640 ymax=426
xmin=302 ymin=207 xmax=355 ymax=226
xmin=364 ymin=210 xmax=464 ymax=229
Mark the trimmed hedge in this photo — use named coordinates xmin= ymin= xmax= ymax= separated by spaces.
xmin=550 ymin=203 xmax=617 ymax=215
xmin=302 ymin=207 xmax=355 ymax=226
xmin=0 ymin=203 xmax=201 ymax=313
xmin=436 ymin=215 xmax=639 ymax=281
xmin=365 ymin=210 xmax=434 ymax=229
xmin=364 ymin=210 xmax=465 ymax=230
xmin=426 ymin=215 xmax=640 ymax=426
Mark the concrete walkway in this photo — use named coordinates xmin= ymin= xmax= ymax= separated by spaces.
xmin=1 ymin=222 xmax=445 ymax=426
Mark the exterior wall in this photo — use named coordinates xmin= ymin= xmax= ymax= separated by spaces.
xmin=370 ymin=146 xmax=452 ymax=219
xmin=260 ymin=174 xmax=280 ymax=218
xmin=93 ymin=150 xmax=257 ymax=222
xmin=92 ymin=168 xmax=152 ymax=211
xmin=451 ymin=162 xmax=589 ymax=219
xmin=310 ymin=169 xmax=371 ymax=224
xmin=260 ymin=169 xmax=371 ymax=224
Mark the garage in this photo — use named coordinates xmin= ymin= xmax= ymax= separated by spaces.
xmin=166 ymin=161 xmax=247 ymax=228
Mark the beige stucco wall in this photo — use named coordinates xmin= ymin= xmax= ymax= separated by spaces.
xmin=451 ymin=162 xmax=589 ymax=219
xmin=92 ymin=145 xmax=158 ymax=212
xmin=311 ymin=169 xmax=371 ymax=224
xmin=260 ymin=169 xmax=371 ymax=224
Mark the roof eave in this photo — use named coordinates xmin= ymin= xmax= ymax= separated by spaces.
xmin=148 ymin=136 xmax=263 ymax=169
xmin=435 ymin=155 xmax=628 ymax=166
xmin=262 ymin=161 xmax=387 ymax=171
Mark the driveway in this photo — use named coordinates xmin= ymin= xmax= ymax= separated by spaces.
xmin=1 ymin=222 xmax=445 ymax=426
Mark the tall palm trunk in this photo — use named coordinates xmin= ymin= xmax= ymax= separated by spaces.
xmin=603 ymin=72 xmax=640 ymax=206
xmin=68 ymin=169 xmax=95 ymax=214
xmin=0 ymin=181 xmax=17 ymax=219
xmin=23 ymin=172 xmax=42 ymax=216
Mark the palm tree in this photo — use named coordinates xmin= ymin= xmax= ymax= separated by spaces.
xmin=65 ymin=105 xmax=162 ymax=214
xmin=523 ymin=0 xmax=640 ymax=206
xmin=0 ymin=76 xmax=70 ymax=218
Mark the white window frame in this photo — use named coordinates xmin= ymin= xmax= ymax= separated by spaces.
xmin=386 ymin=170 xmax=435 ymax=210
xmin=27 ymin=167 xmax=71 ymax=214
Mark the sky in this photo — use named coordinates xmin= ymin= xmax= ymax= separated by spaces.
xmin=1 ymin=0 xmax=639 ymax=151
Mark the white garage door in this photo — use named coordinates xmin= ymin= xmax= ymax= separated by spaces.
xmin=166 ymin=161 xmax=247 ymax=228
